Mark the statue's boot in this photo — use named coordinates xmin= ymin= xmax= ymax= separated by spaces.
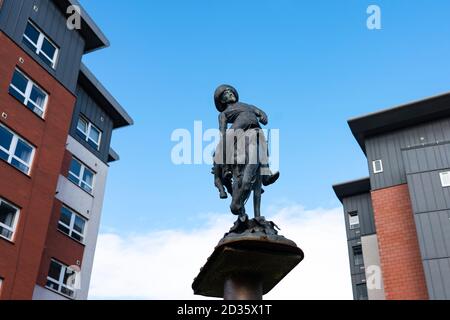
xmin=219 ymin=191 xmax=228 ymax=199
xmin=262 ymin=171 xmax=280 ymax=186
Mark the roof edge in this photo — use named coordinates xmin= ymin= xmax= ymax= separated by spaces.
xmin=332 ymin=177 xmax=371 ymax=203
xmin=52 ymin=0 xmax=110 ymax=52
xmin=348 ymin=91 xmax=450 ymax=154
xmin=348 ymin=91 xmax=450 ymax=123
xmin=79 ymin=63 xmax=134 ymax=128
xmin=108 ymin=147 xmax=120 ymax=163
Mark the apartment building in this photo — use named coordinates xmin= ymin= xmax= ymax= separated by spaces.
xmin=333 ymin=92 xmax=450 ymax=300
xmin=0 ymin=0 xmax=133 ymax=300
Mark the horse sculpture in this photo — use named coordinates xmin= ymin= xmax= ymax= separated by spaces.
xmin=212 ymin=139 xmax=263 ymax=221
xmin=212 ymin=85 xmax=279 ymax=223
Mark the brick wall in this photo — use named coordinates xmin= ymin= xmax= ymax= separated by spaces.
xmin=371 ymin=184 xmax=428 ymax=300
xmin=36 ymin=199 xmax=85 ymax=289
xmin=0 ymin=32 xmax=75 ymax=299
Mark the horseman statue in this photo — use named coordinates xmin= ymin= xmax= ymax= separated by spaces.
xmin=192 ymin=86 xmax=303 ymax=300
xmin=212 ymin=85 xmax=280 ymax=233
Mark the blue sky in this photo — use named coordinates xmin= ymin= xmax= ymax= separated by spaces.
xmin=79 ymin=0 xmax=450 ymax=234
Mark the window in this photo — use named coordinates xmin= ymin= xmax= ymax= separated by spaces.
xmin=348 ymin=211 xmax=360 ymax=230
xmin=58 ymin=206 xmax=87 ymax=243
xmin=440 ymin=171 xmax=450 ymax=187
xmin=353 ymin=246 xmax=364 ymax=266
xmin=22 ymin=21 xmax=59 ymax=68
xmin=356 ymin=283 xmax=368 ymax=300
xmin=76 ymin=117 xmax=102 ymax=150
xmin=0 ymin=198 xmax=20 ymax=242
xmin=372 ymin=159 xmax=383 ymax=174
xmin=46 ymin=260 xmax=76 ymax=298
xmin=68 ymin=158 xmax=95 ymax=193
xmin=9 ymin=69 xmax=48 ymax=118
xmin=0 ymin=124 xmax=35 ymax=174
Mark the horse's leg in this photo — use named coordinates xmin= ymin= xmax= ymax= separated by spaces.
xmin=215 ymin=178 xmax=227 ymax=199
xmin=241 ymin=165 xmax=255 ymax=195
xmin=230 ymin=166 xmax=244 ymax=215
xmin=230 ymin=165 xmax=252 ymax=216
xmin=253 ymin=173 xmax=262 ymax=218
xmin=230 ymin=185 xmax=241 ymax=215
xmin=238 ymin=164 xmax=260 ymax=218
xmin=213 ymin=165 xmax=227 ymax=199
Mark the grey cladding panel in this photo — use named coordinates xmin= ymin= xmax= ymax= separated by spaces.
xmin=414 ymin=211 xmax=450 ymax=260
xmin=366 ymin=131 xmax=406 ymax=190
xmin=0 ymin=0 xmax=85 ymax=92
xmin=403 ymin=143 xmax=450 ymax=214
xmin=70 ymin=85 xmax=114 ymax=163
xmin=342 ymin=192 xmax=376 ymax=238
xmin=402 ymin=143 xmax=450 ymax=300
xmin=403 ymin=143 xmax=450 ymax=174
xmin=366 ymin=117 xmax=450 ymax=190
xmin=351 ymin=274 xmax=367 ymax=300
xmin=423 ymin=259 xmax=450 ymax=300
xmin=407 ymin=172 xmax=450 ymax=214
xmin=347 ymin=239 xmax=365 ymax=276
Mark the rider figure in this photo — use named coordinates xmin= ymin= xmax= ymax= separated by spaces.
xmin=214 ymin=84 xmax=279 ymax=186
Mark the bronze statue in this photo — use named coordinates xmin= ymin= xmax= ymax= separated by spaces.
xmin=192 ymin=86 xmax=303 ymax=300
xmin=212 ymin=85 xmax=279 ymax=226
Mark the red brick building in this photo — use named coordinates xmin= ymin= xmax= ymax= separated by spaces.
xmin=0 ymin=0 xmax=133 ymax=300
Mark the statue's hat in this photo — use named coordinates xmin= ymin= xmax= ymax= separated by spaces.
xmin=214 ymin=84 xmax=239 ymax=112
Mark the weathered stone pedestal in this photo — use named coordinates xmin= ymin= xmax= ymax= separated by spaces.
xmin=192 ymin=216 xmax=304 ymax=300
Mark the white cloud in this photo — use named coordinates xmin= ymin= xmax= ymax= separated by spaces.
xmin=88 ymin=204 xmax=352 ymax=300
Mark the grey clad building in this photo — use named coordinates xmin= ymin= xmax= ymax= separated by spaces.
xmin=333 ymin=178 xmax=383 ymax=300
xmin=334 ymin=92 xmax=450 ymax=300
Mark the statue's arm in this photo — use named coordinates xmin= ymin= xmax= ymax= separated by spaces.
xmin=250 ymin=105 xmax=268 ymax=125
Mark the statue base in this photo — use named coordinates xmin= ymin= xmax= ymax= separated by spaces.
xmin=192 ymin=217 xmax=304 ymax=299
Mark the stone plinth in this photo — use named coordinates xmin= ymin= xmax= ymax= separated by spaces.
xmin=192 ymin=227 xmax=304 ymax=300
